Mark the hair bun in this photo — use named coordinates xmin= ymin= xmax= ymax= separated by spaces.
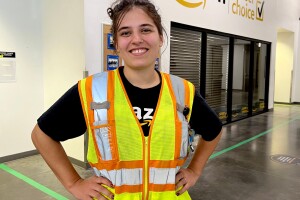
xmin=107 ymin=8 xmax=114 ymax=20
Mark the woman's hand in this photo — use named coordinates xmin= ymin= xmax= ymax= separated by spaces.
xmin=175 ymin=168 xmax=201 ymax=196
xmin=68 ymin=176 xmax=114 ymax=200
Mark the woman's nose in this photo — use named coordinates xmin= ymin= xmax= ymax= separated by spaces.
xmin=132 ymin=32 xmax=143 ymax=44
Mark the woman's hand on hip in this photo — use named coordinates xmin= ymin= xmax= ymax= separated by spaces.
xmin=68 ymin=175 xmax=114 ymax=200
xmin=175 ymin=168 xmax=201 ymax=196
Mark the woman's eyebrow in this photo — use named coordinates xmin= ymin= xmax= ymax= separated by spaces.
xmin=118 ymin=23 xmax=154 ymax=32
xmin=140 ymin=23 xmax=154 ymax=28
xmin=117 ymin=26 xmax=130 ymax=32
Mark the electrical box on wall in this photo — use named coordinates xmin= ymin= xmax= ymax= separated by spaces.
xmin=0 ymin=51 xmax=16 ymax=82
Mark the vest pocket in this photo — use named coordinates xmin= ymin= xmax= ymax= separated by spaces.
xmin=92 ymin=120 xmax=117 ymax=161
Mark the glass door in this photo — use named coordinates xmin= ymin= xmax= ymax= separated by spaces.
xmin=232 ymin=39 xmax=251 ymax=120
xmin=205 ymin=34 xmax=230 ymax=123
xmin=252 ymin=42 xmax=267 ymax=113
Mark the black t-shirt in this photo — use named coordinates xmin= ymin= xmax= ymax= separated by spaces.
xmin=119 ymin=67 xmax=160 ymax=136
xmin=38 ymin=67 xmax=222 ymax=141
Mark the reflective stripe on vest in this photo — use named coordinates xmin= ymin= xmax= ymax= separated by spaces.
xmin=92 ymin=166 xmax=181 ymax=186
xmin=78 ymin=68 xmax=194 ymax=200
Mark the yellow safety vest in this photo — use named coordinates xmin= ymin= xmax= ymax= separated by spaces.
xmin=78 ymin=68 xmax=195 ymax=200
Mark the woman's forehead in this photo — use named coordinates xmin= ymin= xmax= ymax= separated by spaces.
xmin=119 ymin=7 xmax=154 ymax=27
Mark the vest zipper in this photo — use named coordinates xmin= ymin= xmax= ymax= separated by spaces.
xmin=144 ymin=136 xmax=149 ymax=200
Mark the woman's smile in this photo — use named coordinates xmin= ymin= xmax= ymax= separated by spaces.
xmin=130 ymin=48 xmax=148 ymax=55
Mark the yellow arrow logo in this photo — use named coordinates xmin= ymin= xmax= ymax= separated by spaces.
xmin=176 ymin=0 xmax=206 ymax=8
xmin=141 ymin=120 xmax=152 ymax=127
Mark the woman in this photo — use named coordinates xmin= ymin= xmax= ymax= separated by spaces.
xmin=32 ymin=0 xmax=223 ymax=199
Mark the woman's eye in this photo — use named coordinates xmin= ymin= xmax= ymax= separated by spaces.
xmin=141 ymin=28 xmax=152 ymax=33
xmin=120 ymin=31 xmax=131 ymax=37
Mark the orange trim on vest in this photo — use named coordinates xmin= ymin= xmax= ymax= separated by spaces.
xmin=183 ymin=80 xmax=191 ymax=120
xmin=183 ymin=80 xmax=190 ymax=107
xmin=149 ymin=183 xmax=175 ymax=192
xmin=78 ymin=81 xmax=89 ymax=134
xmin=163 ymin=74 xmax=182 ymax=160
xmin=90 ymin=159 xmax=144 ymax=170
xmin=85 ymin=76 xmax=102 ymax=162
xmin=115 ymin=70 xmax=145 ymax=139
xmin=107 ymin=71 xmax=119 ymax=161
xmin=149 ymin=159 xmax=186 ymax=168
xmin=115 ymin=184 xmax=143 ymax=194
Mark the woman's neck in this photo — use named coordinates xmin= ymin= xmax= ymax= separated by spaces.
xmin=123 ymin=66 xmax=160 ymax=89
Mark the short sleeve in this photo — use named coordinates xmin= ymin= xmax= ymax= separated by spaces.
xmin=37 ymin=84 xmax=87 ymax=141
xmin=189 ymin=91 xmax=223 ymax=141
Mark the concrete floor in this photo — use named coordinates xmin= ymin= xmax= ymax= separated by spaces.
xmin=1 ymin=104 xmax=299 ymax=200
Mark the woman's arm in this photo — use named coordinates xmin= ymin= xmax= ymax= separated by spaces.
xmin=175 ymin=129 xmax=223 ymax=195
xmin=31 ymin=124 xmax=114 ymax=200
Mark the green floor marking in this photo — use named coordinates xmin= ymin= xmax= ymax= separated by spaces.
xmin=209 ymin=117 xmax=300 ymax=159
xmin=0 ymin=164 xmax=68 ymax=200
xmin=1 ymin=116 xmax=299 ymax=199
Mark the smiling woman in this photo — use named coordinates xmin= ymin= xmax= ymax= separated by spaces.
xmin=31 ymin=0 xmax=222 ymax=200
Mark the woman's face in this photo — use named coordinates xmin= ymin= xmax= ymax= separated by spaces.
xmin=115 ymin=7 xmax=163 ymax=70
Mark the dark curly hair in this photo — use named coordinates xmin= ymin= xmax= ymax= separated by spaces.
xmin=107 ymin=0 xmax=164 ymax=48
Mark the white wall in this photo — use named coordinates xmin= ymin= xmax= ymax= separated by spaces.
xmin=42 ymin=0 xmax=85 ymax=161
xmin=274 ymin=32 xmax=294 ymax=102
xmin=275 ymin=0 xmax=300 ymax=102
xmin=0 ymin=0 xmax=85 ymax=161
xmin=84 ymin=0 xmax=112 ymax=75
xmin=296 ymin=21 xmax=300 ymax=101
xmin=0 ymin=0 xmax=43 ymax=157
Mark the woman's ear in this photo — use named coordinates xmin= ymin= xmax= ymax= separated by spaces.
xmin=114 ymin=40 xmax=118 ymax=51
xmin=115 ymin=44 xmax=120 ymax=54
xmin=159 ymin=35 xmax=163 ymax=47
